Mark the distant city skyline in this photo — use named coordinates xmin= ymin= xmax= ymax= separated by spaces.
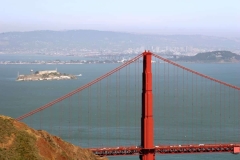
xmin=1 ymin=0 xmax=240 ymax=37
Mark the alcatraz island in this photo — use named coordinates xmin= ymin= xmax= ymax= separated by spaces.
xmin=16 ymin=69 xmax=77 ymax=81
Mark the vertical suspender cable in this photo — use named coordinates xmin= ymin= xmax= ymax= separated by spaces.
xmin=154 ymin=56 xmax=156 ymax=143
xmin=176 ymin=64 xmax=179 ymax=143
xmin=195 ymin=73 xmax=198 ymax=143
xmin=125 ymin=62 xmax=128 ymax=145
xmin=99 ymin=80 xmax=102 ymax=147
xmin=97 ymin=80 xmax=99 ymax=147
xmin=59 ymin=101 xmax=62 ymax=139
xmin=186 ymin=70 xmax=188 ymax=144
xmin=116 ymin=65 xmax=118 ymax=146
xmin=156 ymin=56 xmax=158 ymax=144
xmin=87 ymin=87 xmax=90 ymax=147
xmin=163 ymin=59 xmax=166 ymax=142
xmin=108 ymin=74 xmax=111 ymax=146
xmin=191 ymin=72 xmax=193 ymax=144
xmin=139 ymin=57 xmax=141 ymax=143
xmin=205 ymin=77 xmax=207 ymax=142
xmin=127 ymin=62 xmax=130 ymax=145
xmin=182 ymin=68 xmax=185 ymax=144
xmin=90 ymin=84 xmax=92 ymax=147
xmin=238 ymin=90 xmax=240 ymax=143
xmin=40 ymin=106 xmax=42 ymax=130
xmin=134 ymin=58 xmax=137 ymax=145
xmin=210 ymin=80 xmax=213 ymax=143
xmin=167 ymin=62 xmax=170 ymax=145
xmin=201 ymin=76 xmax=203 ymax=142
xmin=106 ymin=76 xmax=109 ymax=146
xmin=68 ymin=97 xmax=70 ymax=141
xmin=78 ymin=92 xmax=80 ymax=146
xmin=50 ymin=99 xmax=52 ymax=134
xmin=118 ymin=69 xmax=120 ymax=146
xmin=158 ymin=57 xmax=160 ymax=144
xmin=70 ymin=97 xmax=71 ymax=141
xmin=220 ymin=83 xmax=222 ymax=142
xmin=228 ymin=86 xmax=231 ymax=143
xmin=174 ymin=64 xmax=177 ymax=143
xmin=235 ymin=88 xmax=237 ymax=143
xmin=214 ymin=80 xmax=216 ymax=143
xmin=223 ymin=85 xmax=226 ymax=142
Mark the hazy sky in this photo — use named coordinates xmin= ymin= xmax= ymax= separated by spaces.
xmin=0 ymin=0 xmax=239 ymax=36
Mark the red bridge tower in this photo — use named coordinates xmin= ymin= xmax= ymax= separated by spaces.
xmin=140 ymin=51 xmax=155 ymax=160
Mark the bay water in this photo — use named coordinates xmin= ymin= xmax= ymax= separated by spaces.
xmin=0 ymin=54 xmax=239 ymax=160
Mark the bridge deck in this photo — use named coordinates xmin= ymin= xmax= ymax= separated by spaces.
xmin=89 ymin=144 xmax=240 ymax=156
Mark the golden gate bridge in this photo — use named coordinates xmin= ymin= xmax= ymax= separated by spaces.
xmin=16 ymin=51 xmax=240 ymax=160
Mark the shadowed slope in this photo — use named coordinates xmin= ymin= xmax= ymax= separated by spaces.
xmin=0 ymin=115 xmax=107 ymax=160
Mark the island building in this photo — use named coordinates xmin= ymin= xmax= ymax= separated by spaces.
xmin=16 ymin=68 xmax=77 ymax=81
xmin=38 ymin=68 xmax=58 ymax=75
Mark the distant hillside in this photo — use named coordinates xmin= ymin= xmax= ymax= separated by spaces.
xmin=175 ymin=51 xmax=240 ymax=62
xmin=0 ymin=30 xmax=240 ymax=54
xmin=0 ymin=115 xmax=107 ymax=160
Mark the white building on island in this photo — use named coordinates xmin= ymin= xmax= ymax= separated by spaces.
xmin=38 ymin=69 xmax=58 ymax=75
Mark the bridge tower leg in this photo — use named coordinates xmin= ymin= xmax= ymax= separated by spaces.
xmin=140 ymin=51 xmax=155 ymax=160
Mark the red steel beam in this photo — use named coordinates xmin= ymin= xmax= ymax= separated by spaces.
xmin=89 ymin=144 xmax=240 ymax=157
xmin=141 ymin=51 xmax=155 ymax=160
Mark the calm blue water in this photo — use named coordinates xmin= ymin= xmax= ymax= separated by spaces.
xmin=0 ymin=54 xmax=239 ymax=160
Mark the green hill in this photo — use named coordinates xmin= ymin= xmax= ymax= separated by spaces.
xmin=176 ymin=51 xmax=240 ymax=62
xmin=0 ymin=115 xmax=107 ymax=160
